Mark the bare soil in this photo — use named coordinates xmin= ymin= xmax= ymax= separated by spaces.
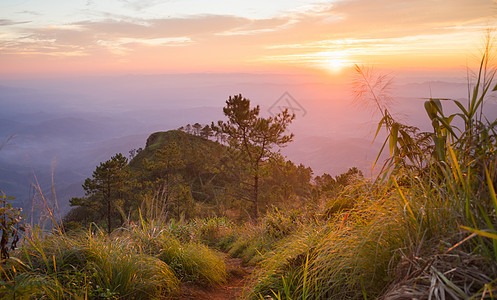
xmin=179 ymin=256 xmax=254 ymax=300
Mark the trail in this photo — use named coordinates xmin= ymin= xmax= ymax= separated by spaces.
xmin=180 ymin=256 xmax=254 ymax=300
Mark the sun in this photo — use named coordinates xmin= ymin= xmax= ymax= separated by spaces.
xmin=325 ymin=58 xmax=347 ymax=71
xmin=319 ymin=51 xmax=351 ymax=73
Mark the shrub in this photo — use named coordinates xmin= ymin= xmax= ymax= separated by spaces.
xmin=12 ymin=227 xmax=179 ymax=299
xmin=128 ymin=219 xmax=228 ymax=286
xmin=0 ymin=190 xmax=24 ymax=260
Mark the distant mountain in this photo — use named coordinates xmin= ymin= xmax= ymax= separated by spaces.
xmin=283 ymin=135 xmax=383 ymax=177
xmin=0 ymin=133 xmax=150 ymax=219
xmin=0 ymin=119 xmax=25 ymax=140
xmin=394 ymin=80 xmax=468 ymax=99
xmin=3 ymin=73 xmax=493 ymax=221
xmin=19 ymin=117 xmax=111 ymax=141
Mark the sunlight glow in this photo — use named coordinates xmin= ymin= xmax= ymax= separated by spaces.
xmin=320 ymin=51 xmax=351 ymax=73
xmin=324 ymin=58 xmax=347 ymax=72
xmin=256 ymin=50 xmax=353 ymax=74
xmin=0 ymin=0 xmax=494 ymax=75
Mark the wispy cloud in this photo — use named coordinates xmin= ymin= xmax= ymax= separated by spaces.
xmin=0 ymin=19 xmax=30 ymax=26
xmin=0 ymin=0 xmax=495 ymax=74
xmin=259 ymin=31 xmax=480 ymax=70
xmin=216 ymin=18 xmax=296 ymax=36
xmin=15 ymin=10 xmax=40 ymax=16
xmin=0 ymin=13 xmax=300 ymax=56
xmin=73 ymin=15 xmax=248 ymax=38
xmin=253 ymin=0 xmax=496 ymax=69
xmin=118 ymin=0 xmax=167 ymax=11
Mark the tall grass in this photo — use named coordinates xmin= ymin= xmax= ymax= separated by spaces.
xmin=0 ymin=210 xmax=231 ymax=299
xmin=247 ymin=181 xmax=407 ymax=299
xmin=245 ymin=147 xmax=495 ymax=298
xmin=127 ymin=216 xmax=227 ymax=287
xmin=241 ymin=39 xmax=497 ymax=299
xmin=2 ymin=226 xmax=179 ymax=299
xmin=0 ymin=164 xmax=235 ymax=299
xmin=250 ymin=221 xmax=323 ymax=299
xmin=225 ymin=207 xmax=315 ymax=266
xmin=2 ymin=38 xmax=496 ymax=300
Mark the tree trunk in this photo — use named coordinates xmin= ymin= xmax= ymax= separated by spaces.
xmin=253 ymin=172 xmax=259 ymax=221
xmin=119 ymin=208 xmax=124 ymax=227
xmin=107 ymin=198 xmax=111 ymax=235
xmin=107 ymin=182 xmax=112 ymax=235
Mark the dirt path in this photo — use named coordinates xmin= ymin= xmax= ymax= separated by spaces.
xmin=180 ymin=256 xmax=254 ymax=300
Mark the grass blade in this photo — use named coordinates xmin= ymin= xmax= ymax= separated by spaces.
xmin=461 ymin=226 xmax=497 ymax=241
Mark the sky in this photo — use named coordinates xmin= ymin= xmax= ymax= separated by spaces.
xmin=1 ymin=0 xmax=496 ymax=77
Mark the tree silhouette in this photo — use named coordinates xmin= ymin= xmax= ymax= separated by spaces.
xmin=213 ymin=94 xmax=295 ymax=220
xmin=193 ymin=123 xmax=202 ymax=136
xmin=70 ymin=153 xmax=129 ymax=234
xmin=200 ymin=125 xmax=213 ymax=139
xmin=143 ymin=141 xmax=185 ymax=218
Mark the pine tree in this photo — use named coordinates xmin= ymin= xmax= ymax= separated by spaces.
xmin=70 ymin=153 xmax=129 ymax=234
xmin=213 ymin=94 xmax=295 ymax=220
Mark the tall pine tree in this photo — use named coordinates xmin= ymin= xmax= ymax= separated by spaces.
xmin=70 ymin=153 xmax=129 ymax=234
xmin=213 ymin=94 xmax=295 ymax=221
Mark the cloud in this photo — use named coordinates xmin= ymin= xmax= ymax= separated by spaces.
xmin=7 ymin=0 xmax=493 ymax=54
xmin=297 ymin=0 xmax=496 ymax=39
xmin=0 ymin=19 xmax=30 ymax=26
xmin=16 ymin=10 xmax=41 ymax=16
xmin=0 ymin=0 xmax=495 ymax=73
xmin=119 ymin=0 xmax=169 ymax=11
xmin=73 ymin=15 xmax=248 ymax=38
xmin=0 ymin=13 xmax=297 ymax=57
xmin=248 ymin=0 xmax=497 ymax=68
xmin=258 ymin=31 xmax=478 ymax=68
xmin=216 ymin=17 xmax=295 ymax=36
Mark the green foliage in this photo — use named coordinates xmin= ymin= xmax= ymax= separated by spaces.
xmin=242 ymin=43 xmax=497 ymax=300
xmin=128 ymin=218 xmax=228 ymax=286
xmin=224 ymin=206 xmax=317 ymax=266
xmin=260 ymin=154 xmax=313 ymax=210
xmin=0 ymin=265 xmax=65 ymax=299
xmin=189 ymin=217 xmax=235 ymax=246
xmin=247 ymin=182 xmax=404 ymax=299
xmin=251 ymin=224 xmax=321 ymax=299
xmin=1 ymin=228 xmax=176 ymax=299
xmin=69 ymin=153 xmax=129 ymax=234
xmin=261 ymin=207 xmax=302 ymax=239
xmin=62 ymin=206 xmax=98 ymax=231
xmin=129 ymin=130 xmax=237 ymax=221
xmin=213 ymin=94 xmax=295 ymax=220
xmin=11 ymin=46 xmax=497 ymax=299
xmin=140 ymin=141 xmax=189 ymax=220
xmin=157 ymin=240 xmax=226 ymax=286
xmin=315 ymin=167 xmax=364 ymax=201
xmin=66 ymin=124 xmax=316 ymax=231
xmin=386 ymin=47 xmax=497 ymax=263
xmin=305 ymin=191 xmax=405 ymax=298
xmin=0 ymin=191 xmax=24 ymax=260
xmin=83 ymin=233 xmax=178 ymax=299
xmin=3 ymin=217 xmax=233 ymax=299
xmin=128 ymin=147 xmax=143 ymax=160
xmin=179 ymin=123 xmax=214 ymax=139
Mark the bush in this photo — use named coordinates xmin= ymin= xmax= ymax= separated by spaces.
xmin=13 ymin=227 xmax=179 ymax=299
xmin=128 ymin=219 xmax=228 ymax=286
xmin=0 ymin=190 xmax=24 ymax=260
xmin=249 ymin=183 xmax=405 ymax=299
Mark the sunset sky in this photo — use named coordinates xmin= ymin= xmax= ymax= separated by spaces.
xmin=1 ymin=0 xmax=496 ymax=77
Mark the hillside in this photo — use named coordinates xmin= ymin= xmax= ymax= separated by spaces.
xmin=6 ymin=70 xmax=497 ymax=299
xmin=128 ymin=130 xmax=234 ymax=216
xmin=130 ymin=130 xmax=226 ymax=170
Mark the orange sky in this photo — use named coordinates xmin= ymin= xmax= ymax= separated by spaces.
xmin=1 ymin=0 xmax=496 ymax=77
